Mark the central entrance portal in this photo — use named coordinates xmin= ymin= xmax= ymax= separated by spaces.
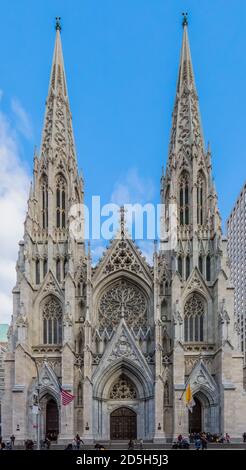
xmin=189 ymin=397 xmax=202 ymax=433
xmin=110 ymin=407 xmax=137 ymax=440
xmin=46 ymin=398 xmax=59 ymax=441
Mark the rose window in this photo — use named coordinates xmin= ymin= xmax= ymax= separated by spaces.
xmin=99 ymin=279 xmax=147 ymax=328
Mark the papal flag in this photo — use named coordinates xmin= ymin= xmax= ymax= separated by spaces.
xmin=185 ymin=383 xmax=195 ymax=412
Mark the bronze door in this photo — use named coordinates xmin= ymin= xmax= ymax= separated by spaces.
xmin=189 ymin=397 xmax=202 ymax=433
xmin=110 ymin=407 xmax=137 ymax=440
xmin=46 ymin=398 xmax=59 ymax=440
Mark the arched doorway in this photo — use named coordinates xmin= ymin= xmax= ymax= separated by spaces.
xmin=110 ymin=407 xmax=137 ymax=440
xmin=189 ymin=397 xmax=202 ymax=433
xmin=46 ymin=398 xmax=59 ymax=441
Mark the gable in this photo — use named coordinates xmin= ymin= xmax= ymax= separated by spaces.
xmin=92 ymin=237 xmax=153 ymax=285
xmin=92 ymin=318 xmax=153 ymax=383
xmin=34 ymin=270 xmax=63 ymax=303
xmin=183 ymin=267 xmax=212 ymax=300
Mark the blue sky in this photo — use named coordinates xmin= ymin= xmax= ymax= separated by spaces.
xmin=0 ymin=0 xmax=246 ymax=322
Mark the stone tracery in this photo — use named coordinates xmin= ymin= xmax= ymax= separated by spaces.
xmin=109 ymin=374 xmax=137 ymax=400
xmin=98 ymin=279 xmax=147 ymax=329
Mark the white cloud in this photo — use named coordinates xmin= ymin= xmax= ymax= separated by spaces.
xmin=111 ymin=168 xmax=155 ymax=205
xmin=90 ymin=240 xmax=107 ymax=267
xmin=11 ymin=98 xmax=33 ymax=140
xmin=137 ymin=240 xmax=154 ymax=266
xmin=0 ymin=107 xmax=30 ymax=323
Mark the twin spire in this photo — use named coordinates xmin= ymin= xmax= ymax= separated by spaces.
xmin=40 ymin=15 xmax=204 ymax=168
xmin=169 ymin=13 xmax=205 ymax=161
xmin=40 ymin=17 xmax=77 ymax=165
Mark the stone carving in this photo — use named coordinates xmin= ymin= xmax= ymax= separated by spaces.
xmin=43 ymin=276 xmax=60 ymax=295
xmin=173 ymin=300 xmax=183 ymax=324
xmin=63 ymin=301 xmax=73 ymax=327
xmin=99 ymin=279 xmax=147 ymax=329
xmin=187 ymin=272 xmax=203 ymax=290
xmin=108 ymin=331 xmax=139 ymax=365
xmin=102 ymin=240 xmax=144 ymax=275
xmin=218 ymin=299 xmax=230 ymax=324
xmin=109 ymin=374 xmax=137 ymax=400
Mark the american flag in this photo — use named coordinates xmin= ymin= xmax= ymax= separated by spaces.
xmin=61 ymin=388 xmax=75 ymax=406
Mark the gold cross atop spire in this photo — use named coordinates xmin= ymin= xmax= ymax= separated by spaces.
xmin=55 ymin=16 xmax=62 ymax=31
xmin=182 ymin=12 xmax=188 ymax=28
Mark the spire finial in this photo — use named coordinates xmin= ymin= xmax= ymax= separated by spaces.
xmin=119 ymin=205 xmax=126 ymax=238
xmin=55 ymin=16 xmax=61 ymax=31
xmin=182 ymin=12 xmax=188 ymax=28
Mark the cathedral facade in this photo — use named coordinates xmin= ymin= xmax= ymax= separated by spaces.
xmin=2 ymin=19 xmax=246 ymax=444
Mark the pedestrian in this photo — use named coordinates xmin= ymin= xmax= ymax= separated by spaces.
xmin=128 ymin=439 xmax=134 ymax=450
xmin=225 ymin=433 xmax=230 ymax=444
xmin=201 ymin=435 xmax=207 ymax=450
xmin=139 ymin=438 xmax=143 ymax=450
xmin=10 ymin=434 xmax=15 ymax=448
xmin=72 ymin=438 xmax=77 ymax=450
xmin=195 ymin=437 xmax=201 ymax=450
xmin=243 ymin=432 xmax=246 ymax=443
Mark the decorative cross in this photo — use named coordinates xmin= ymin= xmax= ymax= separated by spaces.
xmin=55 ymin=16 xmax=62 ymax=31
xmin=119 ymin=205 xmax=126 ymax=238
xmin=182 ymin=12 xmax=188 ymax=28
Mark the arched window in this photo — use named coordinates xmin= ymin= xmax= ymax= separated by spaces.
xmin=77 ymin=382 xmax=83 ymax=406
xmin=43 ymin=297 xmax=62 ymax=344
xmin=199 ymin=255 xmax=203 ymax=274
xmin=56 ymin=258 xmax=61 ymax=282
xmin=179 ymin=172 xmax=189 ymax=225
xmin=184 ymin=294 xmax=205 ymax=342
xmin=77 ymin=331 xmax=84 ymax=354
xmin=178 ymin=256 xmax=183 ymax=277
xmin=36 ymin=259 xmax=40 ymax=284
xmin=43 ymin=258 xmax=48 ymax=277
xmin=206 ymin=255 xmax=211 ymax=282
xmin=197 ymin=172 xmax=205 ymax=225
xmin=41 ymin=175 xmax=48 ymax=229
xmin=185 ymin=256 xmax=190 ymax=280
xmin=56 ymin=175 xmax=66 ymax=229
xmin=164 ymin=382 xmax=169 ymax=406
xmin=63 ymin=257 xmax=68 ymax=279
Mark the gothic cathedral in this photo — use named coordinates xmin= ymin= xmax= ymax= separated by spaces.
xmin=3 ymin=19 xmax=246 ymax=444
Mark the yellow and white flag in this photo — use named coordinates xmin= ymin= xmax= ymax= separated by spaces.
xmin=185 ymin=383 xmax=195 ymax=412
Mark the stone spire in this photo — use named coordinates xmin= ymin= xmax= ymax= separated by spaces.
xmin=40 ymin=18 xmax=77 ymax=165
xmin=168 ymin=14 xmax=204 ymax=163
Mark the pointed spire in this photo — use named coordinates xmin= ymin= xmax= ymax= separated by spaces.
xmin=177 ymin=13 xmax=196 ymax=94
xmin=40 ymin=18 xmax=77 ymax=164
xmin=168 ymin=14 xmax=204 ymax=160
xmin=48 ymin=17 xmax=68 ymax=98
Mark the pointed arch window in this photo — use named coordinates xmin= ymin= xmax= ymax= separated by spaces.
xmin=43 ymin=258 xmax=48 ymax=277
xmin=77 ymin=331 xmax=84 ymax=354
xmin=184 ymin=294 xmax=205 ymax=342
xmin=43 ymin=297 xmax=62 ymax=344
xmin=178 ymin=256 xmax=183 ymax=277
xmin=56 ymin=258 xmax=61 ymax=282
xmin=197 ymin=173 xmax=205 ymax=225
xmin=56 ymin=175 xmax=66 ymax=229
xmin=41 ymin=175 xmax=48 ymax=229
xmin=199 ymin=255 xmax=203 ymax=275
xmin=63 ymin=257 xmax=68 ymax=279
xmin=36 ymin=259 xmax=40 ymax=284
xmin=77 ymin=382 xmax=83 ymax=406
xmin=164 ymin=382 xmax=169 ymax=406
xmin=206 ymin=255 xmax=211 ymax=282
xmin=179 ymin=173 xmax=189 ymax=225
xmin=185 ymin=256 xmax=190 ymax=280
